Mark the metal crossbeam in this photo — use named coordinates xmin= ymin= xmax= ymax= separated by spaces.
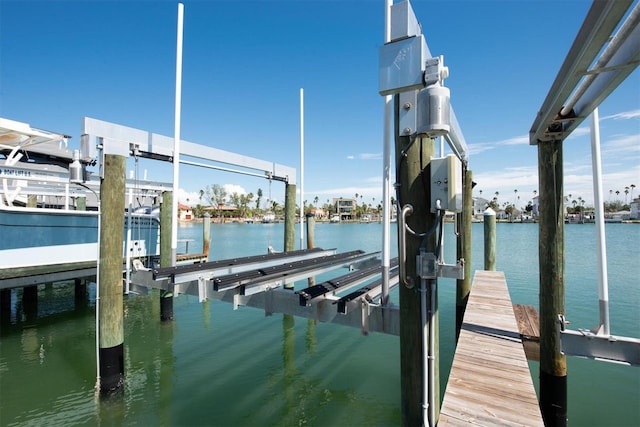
xmin=81 ymin=117 xmax=296 ymax=183
xmin=558 ymin=317 xmax=640 ymax=366
xmin=529 ymin=0 xmax=637 ymax=144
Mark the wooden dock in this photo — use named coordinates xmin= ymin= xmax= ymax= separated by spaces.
xmin=439 ymin=270 xmax=544 ymax=426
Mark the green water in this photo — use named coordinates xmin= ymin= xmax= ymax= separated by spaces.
xmin=1 ymin=222 xmax=638 ymax=426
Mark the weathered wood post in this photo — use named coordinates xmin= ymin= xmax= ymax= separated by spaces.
xmin=456 ymin=168 xmax=473 ymax=339
xmin=202 ymin=212 xmax=211 ymax=259
xmin=483 ymin=207 xmax=496 ymax=271
xmin=538 ymin=140 xmax=567 ymax=426
xmin=76 ymin=195 xmax=87 ymax=211
xmin=27 ymin=194 xmax=37 ymax=208
xmin=75 ymin=278 xmax=87 ymax=305
xmin=305 ymin=211 xmax=316 ymax=287
xmin=1 ymin=289 xmax=11 ymax=324
xmin=396 ymin=124 xmax=437 ymax=425
xmin=98 ymin=153 xmax=126 ymax=393
xmin=159 ymin=191 xmax=174 ymax=321
xmin=22 ymin=285 xmax=38 ymax=320
xmin=283 ymin=182 xmax=296 ymax=289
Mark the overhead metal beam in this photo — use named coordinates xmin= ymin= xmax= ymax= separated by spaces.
xmin=529 ymin=0 xmax=635 ymax=144
xmin=81 ymin=117 xmax=296 ymax=184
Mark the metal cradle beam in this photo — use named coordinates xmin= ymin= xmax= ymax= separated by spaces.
xmin=529 ymin=0 xmax=638 ymax=144
xmin=81 ymin=117 xmax=296 ymax=184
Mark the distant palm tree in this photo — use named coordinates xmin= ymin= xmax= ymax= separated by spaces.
xmin=624 ymin=187 xmax=629 ymax=204
xmin=630 ymin=184 xmax=636 ymax=201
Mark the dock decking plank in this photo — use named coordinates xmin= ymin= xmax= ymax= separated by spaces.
xmin=439 ymin=270 xmax=543 ymax=427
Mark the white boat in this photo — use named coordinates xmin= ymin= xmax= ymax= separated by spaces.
xmin=330 ymin=215 xmax=340 ymax=223
xmin=261 ymin=212 xmax=275 ymax=223
xmin=0 ymin=118 xmax=166 ymax=283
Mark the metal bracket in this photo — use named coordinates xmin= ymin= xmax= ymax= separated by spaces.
xmin=438 ymin=259 xmax=464 ymax=280
xmin=361 ymin=298 xmax=373 ymax=336
xmin=197 ymin=276 xmax=207 ymax=302
xmin=417 ymin=253 xmax=464 ymax=280
xmin=557 ymin=315 xmax=640 ymax=366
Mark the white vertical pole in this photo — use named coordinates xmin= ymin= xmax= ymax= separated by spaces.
xmin=300 ymin=88 xmax=304 ymax=251
xmin=171 ymin=3 xmax=184 ymax=266
xmin=381 ymin=0 xmax=392 ymax=307
xmin=125 ymin=188 xmax=133 ymax=294
xmin=589 ymin=107 xmax=610 ymax=335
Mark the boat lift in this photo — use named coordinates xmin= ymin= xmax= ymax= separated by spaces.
xmin=530 ymin=0 xmax=640 ymax=366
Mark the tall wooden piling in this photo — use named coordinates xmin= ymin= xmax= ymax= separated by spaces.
xmin=98 ymin=153 xmax=126 ymax=393
xmin=396 ymin=119 xmax=437 ymax=426
xmin=283 ymin=183 xmax=296 ymax=290
xmin=27 ymin=194 xmax=37 ymax=208
xmin=456 ymin=168 xmax=472 ymax=339
xmin=159 ymin=191 xmax=174 ymax=321
xmin=306 ymin=212 xmax=316 ymax=287
xmin=202 ymin=213 xmax=211 ymax=258
xmin=538 ymin=140 xmax=567 ymax=426
xmin=484 ymin=207 xmax=496 ymax=271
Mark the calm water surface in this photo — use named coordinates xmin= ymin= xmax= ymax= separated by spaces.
xmin=1 ymin=222 xmax=638 ymax=426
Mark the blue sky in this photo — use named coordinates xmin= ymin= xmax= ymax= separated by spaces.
xmin=1 ymin=0 xmax=638 ymax=209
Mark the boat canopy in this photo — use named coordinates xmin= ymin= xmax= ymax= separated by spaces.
xmin=0 ymin=117 xmax=73 ymax=161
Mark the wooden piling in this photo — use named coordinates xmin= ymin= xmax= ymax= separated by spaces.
xmin=456 ymin=168 xmax=472 ymax=339
xmin=75 ymin=278 xmax=87 ymax=302
xmin=23 ymin=285 xmax=38 ymax=320
xmin=160 ymin=191 xmax=174 ymax=321
xmin=27 ymin=194 xmax=37 ymax=208
xmin=1 ymin=288 xmax=11 ymax=324
xmin=538 ymin=140 xmax=567 ymax=426
xmin=283 ymin=183 xmax=296 ymax=289
xmin=396 ymin=113 xmax=437 ymax=426
xmin=202 ymin=213 xmax=211 ymax=259
xmin=98 ymin=153 xmax=126 ymax=393
xmin=483 ymin=207 xmax=496 ymax=271
xmin=306 ymin=212 xmax=316 ymax=287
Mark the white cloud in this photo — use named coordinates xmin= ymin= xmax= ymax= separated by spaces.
xmin=177 ymin=188 xmax=203 ymax=206
xmin=223 ymin=184 xmax=246 ymax=196
xmin=601 ymin=109 xmax=640 ymax=121
xmin=347 ymin=152 xmax=382 ymax=160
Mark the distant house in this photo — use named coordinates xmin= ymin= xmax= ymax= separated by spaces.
xmin=178 ymin=203 xmax=193 ymax=221
xmin=631 ymin=197 xmax=640 ymax=220
xmin=333 ymin=198 xmax=357 ymax=221
xmin=473 ymin=197 xmax=489 ymax=218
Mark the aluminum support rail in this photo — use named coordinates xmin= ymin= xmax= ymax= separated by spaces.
xmin=81 ymin=117 xmax=296 ymax=184
xmin=558 ymin=316 xmax=640 ymax=366
xmin=529 ymin=0 xmax=635 ymax=144
xmin=131 ymin=248 xmax=336 ymax=290
xmin=212 ymin=251 xmax=380 ymax=295
xmin=337 ymin=263 xmax=400 ymax=314
xmin=298 ymin=258 xmax=399 ymax=306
